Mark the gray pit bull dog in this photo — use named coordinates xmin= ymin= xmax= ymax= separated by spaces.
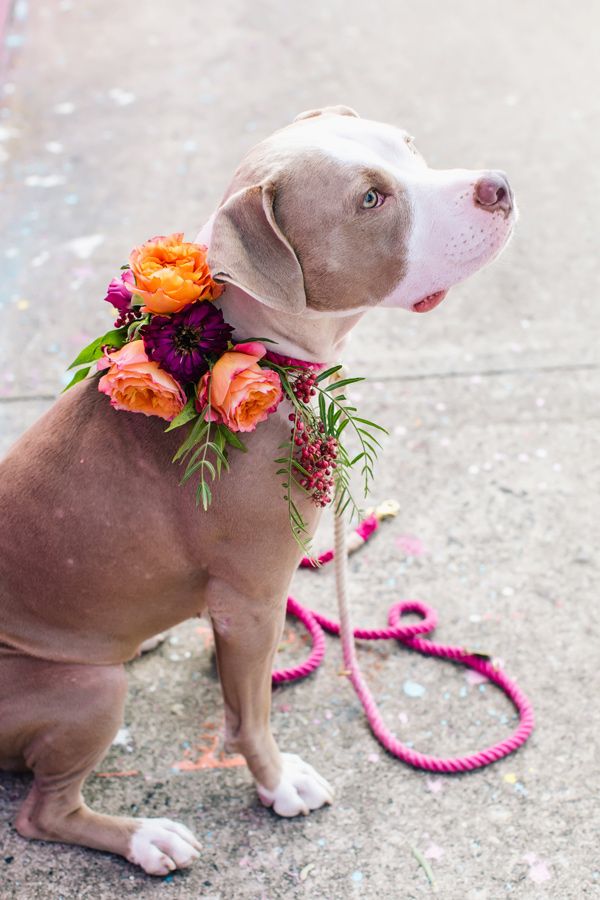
xmin=0 ymin=106 xmax=516 ymax=875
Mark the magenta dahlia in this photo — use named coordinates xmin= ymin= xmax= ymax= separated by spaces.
xmin=142 ymin=303 xmax=234 ymax=383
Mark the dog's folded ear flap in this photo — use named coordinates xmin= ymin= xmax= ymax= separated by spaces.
xmin=294 ymin=105 xmax=360 ymax=122
xmin=208 ymin=183 xmax=306 ymax=315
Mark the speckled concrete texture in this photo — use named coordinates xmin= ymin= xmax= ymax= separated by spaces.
xmin=1 ymin=1 xmax=599 ymax=897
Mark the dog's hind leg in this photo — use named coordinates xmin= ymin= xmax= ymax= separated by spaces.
xmin=1 ymin=652 xmax=201 ymax=875
xmin=207 ymin=578 xmax=334 ymax=817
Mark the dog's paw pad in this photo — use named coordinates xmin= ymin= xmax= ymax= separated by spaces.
xmin=257 ymin=752 xmax=334 ymax=817
xmin=128 ymin=817 xmax=201 ymax=875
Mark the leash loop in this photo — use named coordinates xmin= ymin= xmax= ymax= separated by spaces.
xmin=273 ymin=510 xmax=535 ymax=773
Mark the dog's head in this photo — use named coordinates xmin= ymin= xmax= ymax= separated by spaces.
xmin=207 ymin=106 xmax=516 ymax=316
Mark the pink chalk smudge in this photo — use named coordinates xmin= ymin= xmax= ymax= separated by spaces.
xmin=424 ymin=843 xmax=445 ymax=860
xmin=466 ymin=669 xmax=489 ymax=686
xmin=523 ymin=853 xmax=552 ymax=883
xmin=425 ymin=777 xmax=444 ymax=794
xmin=395 ymin=534 xmax=425 ymax=556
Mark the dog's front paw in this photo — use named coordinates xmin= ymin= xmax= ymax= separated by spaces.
xmin=257 ymin=752 xmax=334 ymax=817
xmin=127 ymin=817 xmax=201 ymax=875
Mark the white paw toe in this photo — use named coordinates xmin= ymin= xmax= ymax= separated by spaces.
xmin=128 ymin=817 xmax=201 ymax=875
xmin=257 ymin=752 xmax=334 ymax=817
xmin=138 ymin=633 xmax=167 ymax=654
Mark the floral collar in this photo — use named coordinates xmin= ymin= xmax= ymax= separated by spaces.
xmin=65 ymin=233 xmax=386 ymax=553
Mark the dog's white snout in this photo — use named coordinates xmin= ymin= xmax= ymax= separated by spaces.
xmin=473 ymin=171 xmax=513 ymax=216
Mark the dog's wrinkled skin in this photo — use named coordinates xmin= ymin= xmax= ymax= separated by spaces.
xmin=0 ymin=107 xmax=516 ymax=874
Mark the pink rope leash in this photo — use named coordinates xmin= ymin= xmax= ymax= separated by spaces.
xmin=272 ymin=511 xmax=535 ymax=773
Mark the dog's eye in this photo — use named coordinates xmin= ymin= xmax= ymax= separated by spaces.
xmin=362 ymin=189 xmax=384 ymax=209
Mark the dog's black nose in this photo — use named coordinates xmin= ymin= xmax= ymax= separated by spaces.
xmin=474 ymin=172 xmax=513 ymax=215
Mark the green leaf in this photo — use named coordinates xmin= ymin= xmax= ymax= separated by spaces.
xmin=316 ymin=365 xmax=343 ymax=383
xmin=289 ymin=500 xmax=308 ymax=530
xmin=62 ymin=364 xmax=93 ymax=392
xmin=202 ymin=458 xmax=217 ymax=480
xmin=357 ymin=427 xmax=383 ymax=450
xmin=322 ymin=376 xmax=365 ymax=392
xmin=318 ymin=392 xmax=327 ymax=424
xmin=354 ymin=416 xmax=389 ymax=434
xmin=165 ymin=397 xmax=198 ymax=432
xmin=196 ymin=481 xmax=212 ymax=510
xmin=213 ymin=428 xmax=226 ymax=477
xmin=220 ymin=426 xmax=247 ymax=451
xmin=278 ymin=374 xmax=301 ymax=407
xmin=126 ymin=314 xmax=150 ymax=342
xmin=181 ymin=455 xmax=216 ymax=485
xmin=291 ymin=459 xmax=311 ymax=477
xmin=209 ymin=441 xmax=230 ymax=473
xmin=165 ymin=398 xmax=198 ymax=432
xmin=180 ymin=462 xmax=204 ymax=485
xmin=289 ymin=509 xmax=305 ymax=530
xmin=326 ymin=403 xmax=334 ymax=433
xmin=126 ymin=322 xmax=139 ymax=342
xmin=185 ymin=443 xmax=208 ymax=469
xmin=336 ymin=494 xmax=353 ymax=517
xmin=327 ymin=401 xmax=344 ymax=434
xmin=358 ymin=441 xmax=380 ymax=458
xmin=330 ymin=407 xmax=343 ymax=426
xmin=172 ymin=414 xmax=209 ymax=463
xmin=336 ymin=418 xmax=350 ymax=438
xmin=67 ymin=326 xmax=128 ymax=370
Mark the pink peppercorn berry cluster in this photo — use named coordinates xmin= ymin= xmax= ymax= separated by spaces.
xmin=292 ymin=369 xmax=318 ymax=403
xmin=289 ymin=370 xmax=338 ymax=508
xmin=113 ymin=308 xmax=143 ymax=330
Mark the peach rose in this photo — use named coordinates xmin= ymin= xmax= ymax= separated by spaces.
xmin=98 ymin=340 xmax=186 ymax=421
xmin=196 ymin=343 xmax=283 ymax=432
xmin=129 ymin=233 xmax=223 ymax=315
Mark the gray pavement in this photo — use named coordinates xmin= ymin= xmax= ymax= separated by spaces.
xmin=1 ymin=0 xmax=599 ymax=897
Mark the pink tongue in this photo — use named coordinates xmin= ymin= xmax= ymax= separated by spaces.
xmin=414 ymin=291 xmax=446 ymax=313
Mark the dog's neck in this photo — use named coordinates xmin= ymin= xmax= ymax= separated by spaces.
xmin=215 ymin=285 xmax=363 ymax=365
xmin=197 ymin=217 xmax=364 ymax=365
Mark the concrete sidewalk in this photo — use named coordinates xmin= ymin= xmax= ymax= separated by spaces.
xmin=1 ymin=1 xmax=599 ymax=897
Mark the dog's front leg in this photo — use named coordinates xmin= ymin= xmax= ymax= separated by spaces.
xmin=207 ymin=578 xmax=334 ymax=816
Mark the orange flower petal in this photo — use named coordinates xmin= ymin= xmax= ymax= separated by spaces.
xmin=129 ymin=233 xmax=222 ymax=315
xmin=98 ymin=340 xmax=186 ymax=421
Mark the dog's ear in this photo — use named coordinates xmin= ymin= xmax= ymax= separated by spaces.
xmin=294 ymin=105 xmax=360 ymax=122
xmin=208 ymin=183 xmax=306 ymax=315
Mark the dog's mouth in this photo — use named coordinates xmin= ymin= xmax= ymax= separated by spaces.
xmin=412 ymin=290 xmax=448 ymax=313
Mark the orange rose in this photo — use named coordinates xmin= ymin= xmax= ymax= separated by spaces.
xmin=129 ymin=233 xmax=223 ymax=315
xmin=98 ymin=340 xmax=186 ymax=421
xmin=196 ymin=342 xmax=283 ymax=432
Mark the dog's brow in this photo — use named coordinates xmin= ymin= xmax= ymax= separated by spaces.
xmin=357 ymin=166 xmax=395 ymax=191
